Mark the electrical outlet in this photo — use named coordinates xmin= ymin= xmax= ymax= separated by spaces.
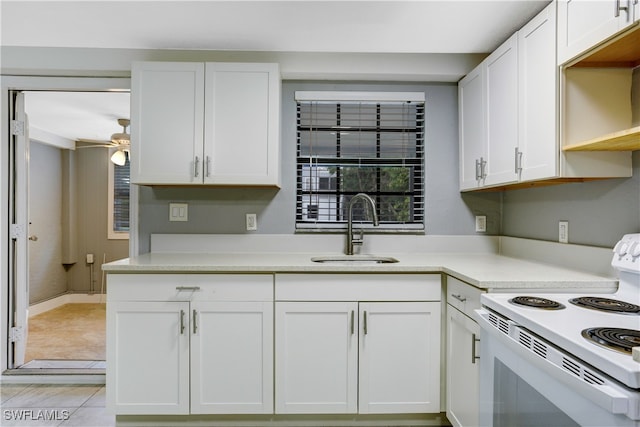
xmin=246 ymin=213 xmax=257 ymax=231
xmin=475 ymin=215 xmax=487 ymax=232
xmin=559 ymin=221 xmax=569 ymax=243
xmin=86 ymin=253 xmax=94 ymax=264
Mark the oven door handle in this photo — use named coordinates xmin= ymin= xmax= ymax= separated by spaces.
xmin=475 ymin=309 xmax=635 ymax=418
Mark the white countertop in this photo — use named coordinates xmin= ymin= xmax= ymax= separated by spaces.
xmin=102 ymin=251 xmax=617 ymax=292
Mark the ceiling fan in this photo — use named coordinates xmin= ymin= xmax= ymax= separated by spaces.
xmin=76 ymin=118 xmax=130 ymax=165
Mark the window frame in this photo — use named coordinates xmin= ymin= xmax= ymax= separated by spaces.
xmin=295 ymin=91 xmax=425 ymax=233
xmin=107 ymin=149 xmax=130 ymax=240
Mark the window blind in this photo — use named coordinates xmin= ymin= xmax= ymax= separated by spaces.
xmin=113 ymin=158 xmax=130 ymax=233
xmin=295 ymin=92 xmax=425 ymax=231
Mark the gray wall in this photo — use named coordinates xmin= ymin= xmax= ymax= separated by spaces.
xmin=137 ymin=81 xmax=501 ymax=253
xmin=70 ymin=148 xmax=129 ymax=293
xmin=502 ymin=152 xmax=639 ymax=248
xmin=29 ymin=142 xmax=67 ymax=303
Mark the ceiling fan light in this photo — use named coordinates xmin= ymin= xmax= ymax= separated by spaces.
xmin=111 ymin=149 xmax=127 ymax=166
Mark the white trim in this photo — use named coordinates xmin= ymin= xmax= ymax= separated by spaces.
xmin=29 ymin=293 xmax=106 ymax=318
xmin=294 ymin=91 xmax=425 ymax=102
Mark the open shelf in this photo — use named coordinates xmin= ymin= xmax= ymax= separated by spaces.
xmin=563 ymin=126 xmax=640 ymax=151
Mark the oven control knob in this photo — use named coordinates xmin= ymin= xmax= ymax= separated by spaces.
xmin=614 ymin=241 xmax=629 ymax=256
xmin=630 ymin=242 xmax=640 ymax=258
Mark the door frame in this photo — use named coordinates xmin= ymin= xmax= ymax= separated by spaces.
xmin=1 ymin=76 xmax=132 ymax=372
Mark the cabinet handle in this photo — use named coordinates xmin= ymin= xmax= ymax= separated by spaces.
xmin=192 ymin=309 xmax=198 ymax=334
xmin=472 ymin=333 xmax=480 ymax=364
xmin=180 ymin=310 xmax=185 ymax=335
xmin=475 ymin=158 xmax=481 ymax=181
xmin=480 ymin=157 xmax=487 ymax=180
xmin=451 ymin=293 xmax=467 ymax=303
xmin=176 ymin=286 xmax=201 ymax=292
xmin=194 ymin=156 xmax=200 ymax=178
xmin=514 ymin=147 xmax=523 ymax=175
xmin=350 ymin=310 xmax=355 ymax=335
xmin=615 ymin=0 xmax=630 ymax=19
xmin=363 ymin=311 xmax=368 ymax=335
xmin=206 ymin=156 xmax=211 ymax=177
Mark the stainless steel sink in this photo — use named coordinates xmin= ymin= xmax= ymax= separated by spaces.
xmin=311 ymin=255 xmax=399 ymax=264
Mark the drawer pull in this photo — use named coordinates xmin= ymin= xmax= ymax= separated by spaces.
xmin=472 ymin=333 xmax=480 ymax=364
xmin=176 ymin=286 xmax=201 ymax=292
xmin=451 ymin=293 xmax=467 ymax=303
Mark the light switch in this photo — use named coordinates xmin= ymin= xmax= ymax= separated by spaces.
xmin=169 ymin=203 xmax=188 ymax=222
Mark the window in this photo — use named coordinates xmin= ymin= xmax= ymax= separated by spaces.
xmin=296 ymin=91 xmax=425 ymax=232
xmin=108 ymin=151 xmax=130 ymax=239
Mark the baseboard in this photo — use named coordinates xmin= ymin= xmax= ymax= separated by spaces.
xmin=29 ymin=293 xmax=106 ymax=318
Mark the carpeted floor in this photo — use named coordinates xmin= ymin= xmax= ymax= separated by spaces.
xmin=25 ymin=303 xmax=106 ymax=362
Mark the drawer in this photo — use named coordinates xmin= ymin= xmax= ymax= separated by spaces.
xmin=446 ymin=276 xmax=483 ymax=317
xmin=275 ymin=273 xmax=441 ymax=301
xmin=107 ymin=274 xmax=273 ymax=302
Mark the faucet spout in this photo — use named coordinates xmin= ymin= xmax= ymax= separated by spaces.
xmin=346 ymin=193 xmax=379 ymax=255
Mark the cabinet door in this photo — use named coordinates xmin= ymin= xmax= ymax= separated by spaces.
xmin=106 ymin=301 xmax=190 ymax=415
xmin=191 ymin=301 xmax=273 ymax=414
xmin=518 ymin=2 xmax=558 ymax=182
xmin=204 ymin=63 xmax=280 ymax=186
xmin=358 ymin=302 xmax=440 ymax=414
xmin=558 ymin=0 xmax=637 ymax=65
xmin=275 ymin=302 xmax=358 ymax=414
xmin=446 ymin=306 xmax=480 ymax=427
xmin=458 ymin=65 xmax=486 ymax=190
xmin=484 ymin=34 xmax=519 ymax=187
xmin=131 ymin=62 xmax=205 ymax=185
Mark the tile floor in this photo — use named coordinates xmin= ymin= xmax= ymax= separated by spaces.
xmin=0 ymin=383 xmax=113 ymax=427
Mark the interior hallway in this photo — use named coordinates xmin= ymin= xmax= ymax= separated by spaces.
xmin=25 ymin=303 xmax=106 ymax=363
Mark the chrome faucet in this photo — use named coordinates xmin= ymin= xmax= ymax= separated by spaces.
xmin=346 ymin=193 xmax=379 ymax=255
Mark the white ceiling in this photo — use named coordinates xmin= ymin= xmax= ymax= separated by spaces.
xmin=3 ymin=0 xmax=551 ymax=145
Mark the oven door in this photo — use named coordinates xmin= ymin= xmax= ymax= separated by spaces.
xmin=476 ymin=308 xmax=639 ymax=427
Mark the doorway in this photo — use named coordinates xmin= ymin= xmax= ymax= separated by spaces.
xmin=3 ymin=80 xmax=131 ymax=373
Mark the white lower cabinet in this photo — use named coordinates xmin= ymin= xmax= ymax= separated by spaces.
xmin=108 ymin=301 xmax=191 ymax=414
xmin=445 ymin=276 xmax=483 ymax=427
xmin=190 ymin=301 xmax=273 ymax=414
xmin=107 ymin=274 xmax=274 ymax=415
xmin=274 ymin=274 xmax=441 ymax=415
xmin=275 ymin=302 xmax=358 ymax=414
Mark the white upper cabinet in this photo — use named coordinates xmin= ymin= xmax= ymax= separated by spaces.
xmin=518 ymin=2 xmax=558 ymax=182
xmin=558 ymin=0 xmax=639 ymax=65
xmin=458 ymin=65 xmax=486 ymax=190
xmin=204 ymin=63 xmax=280 ymax=186
xmin=131 ymin=62 xmax=205 ymax=185
xmin=484 ymin=34 xmax=519 ymax=187
xmin=131 ymin=61 xmax=281 ymax=187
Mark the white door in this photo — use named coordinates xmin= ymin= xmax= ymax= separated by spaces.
xmin=275 ymin=301 xmax=358 ymax=414
xmin=446 ymin=306 xmax=480 ymax=427
xmin=130 ymin=62 xmax=205 ymax=185
xmin=518 ymin=3 xmax=558 ymax=182
xmin=358 ymin=302 xmax=441 ymax=414
xmin=484 ymin=34 xmax=519 ymax=187
xmin=458 ymin=65 xmax=486 ymax=190
xmin=106 ymin=301 xmax=190 ymax=415
xmin=8 ymin=92 xmax=30 ymax=368
xmin=191 ymin=301 xmax=273 ymax=414
xmin=203 ymin=63 xmax=280 ymax=186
